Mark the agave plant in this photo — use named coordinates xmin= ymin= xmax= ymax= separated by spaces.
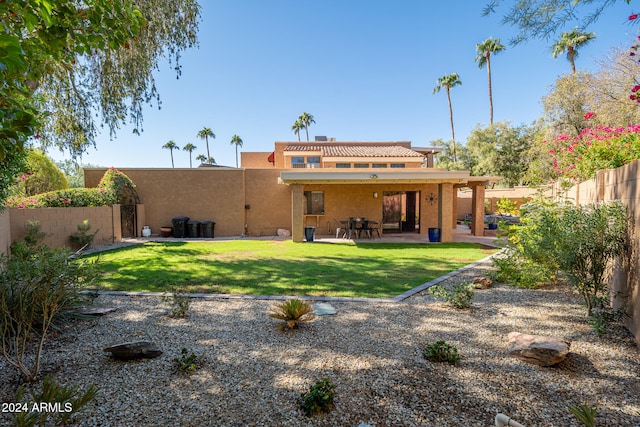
xmin=269 ymin=299 xmax=315 ymax=330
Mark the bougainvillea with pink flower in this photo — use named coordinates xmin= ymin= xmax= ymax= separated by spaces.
xmin=550 ymin=125 xmax=640 ymax=182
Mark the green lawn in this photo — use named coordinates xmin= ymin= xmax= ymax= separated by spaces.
xmin=85 ymin=240 xmax=498 ymax=298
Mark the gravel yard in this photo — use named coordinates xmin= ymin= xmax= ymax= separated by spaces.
xmin=1 ymin=261 xmax=639 ymax=426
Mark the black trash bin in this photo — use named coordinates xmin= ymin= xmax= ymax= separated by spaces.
xmin=304 ymin=226 xmax=315 ymax=242
xmin=201 ymin=221 xmax=215 ymax=238
xmin=187 ymin=221 xmax=200 ymax=238
xmin=172 ymin=216 xmax=189 ymax=238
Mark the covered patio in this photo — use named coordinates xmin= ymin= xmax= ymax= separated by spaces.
xmin=279 ymin=169 xmax=498 ymax=243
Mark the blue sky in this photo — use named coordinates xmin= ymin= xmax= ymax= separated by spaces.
xmin=48 ymin=1 xmax=638 ymax=169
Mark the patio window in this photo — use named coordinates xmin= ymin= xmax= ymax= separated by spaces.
xmin=390 ymin=163 xmax=405 ymax=168
xmin=291 ymin=157 xmax=305 ymax=168
xmin=372 ymin=163 xmax=388 ymax=168
xmin=307 ymin=156 xmax=321 ymax=169
xmin=304 ymin=191 xmax=324 ymax=215
xmin=354 ymin=163 xmax=369 ymax=168
xmin=336 ymin=163 xmax=351 ymax=168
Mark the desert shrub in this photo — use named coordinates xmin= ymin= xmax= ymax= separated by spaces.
xmin=428 ymin=283 xmax=474 ymax=309
xmin=421 ymin=340 xmax=461 ymax=365
xmin=69 ymin=220 xmax=98 ymax=250
xmin=6 ymin=187 xmax=116 ymax=208
xmin=269 ymin=298 xmax=315 ymax=330
xmin=173 ymin=348 xmax=201 ymax=373
xmin=0 ymin=235 xmax=98 ymax=381
xmin=14 ymin=374 xmax=97 ymax=427
xmin=161 ymin=285 xmax=191 ymax=318
xmin=491 ymin=249 xmax=553 ymax=289
xmin=299 ymin=378 xmax=335 ymax=417
xmin=567 ymin=403 xmax=597 ymax=427
xmin=496 ymin=197 xmax=518 ymax=215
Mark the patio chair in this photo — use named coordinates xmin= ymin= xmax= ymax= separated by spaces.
xmin=333 ymin=219 xmax=346 ymax=239
xmin=370 ymin=219 xmax=382 ymax=238
xmin=345 ymin=218 xmax=358 ymax=239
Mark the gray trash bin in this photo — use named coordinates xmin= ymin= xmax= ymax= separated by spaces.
xmin=304 ymin=226 xmax=316 ymax=242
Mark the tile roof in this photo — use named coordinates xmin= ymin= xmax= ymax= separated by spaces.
xmin=284 ymin=144 xmax=423 ymax=158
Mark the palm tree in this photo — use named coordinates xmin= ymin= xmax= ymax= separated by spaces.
xmin=195 ymin=154 xmax=207 ymax=164
xmin=433 ymin=73 xmax=462 ymax=163
xmin=182 ymin=143 xmax=197 ymax=168
xmin=230 ymin=134 xmax=243 ymax=167
xmin=197 ymin=127 xmax=215 ymax=162
xmin=291 ymin=119 xmax=304 ymax=142
xmin=551 ymin=29 xmax=595 ymax=74
xmin=298 ymin=112 xmax=315 ymax=142
xmin=162 ymin=140 xmax=178 ymax=168
xmin=475 ymin=37 xmax=506 ymax=125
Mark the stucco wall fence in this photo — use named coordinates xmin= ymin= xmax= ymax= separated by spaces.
xmin=5 ymin=205 xmax=122 ymax=251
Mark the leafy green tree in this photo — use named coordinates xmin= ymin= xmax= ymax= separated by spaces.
xmin=197 ymin=127 xmax=215 ymax=163
xmin=431 ymin=139 xmax=471 ymax=171
xmin=483 ymin=0 xmax=620 ymax=44
xmin=433 ymin=73 xmax=462 ymax=163
xmin=291 ymin=119 xmax=304 ymax=142
xmin=230 ymin=134 xmax=243 ymax=168
xmin=298 ymin=112 xmax=315 ymax=142
xmin=551 ymin=29 xmax=596 ymax=74
xmin=183 ymin=143 xmax=197 ymax=168
xmin=475 ymin=37 xmax=506 ymax=124
xmin=163 ymin=140 xmax=178 ymax=168
xmin=541 ymin=73 xmax=591 ymax=137
xmin=13 ymin=150 xmax=69 ymax=197
xmin=0 ymin=0 xmax=201 ymax=206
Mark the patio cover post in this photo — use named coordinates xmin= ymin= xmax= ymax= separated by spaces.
xmin=438 ymin=183 xmax=453 ymax=242
xmin=471 ymin=184 xmax=485 ymax=236
xmin=291 ymin=184 xmax=304 ymax=242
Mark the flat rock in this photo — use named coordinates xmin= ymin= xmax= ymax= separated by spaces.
xmin=471 ymin=276 xmax=492 ymax=289
xmin=77 ymin=306 xmax=119 ymax=316
xmin=507 ymin=332 xmax=570 ymax=367
xmin=311 ymin=302 xmax=337 ymax=315
xmin=103 ymin=341 xmax=163 ymax=360
xmin=277 ymin=228 xmax=291 ymax=237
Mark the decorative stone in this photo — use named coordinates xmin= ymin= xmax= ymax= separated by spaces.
xmin=277 ymin=228 xmax=291 ymax=237
xmin=311 ymin=302 xmax=337 ymax=315
xmin=103 ymin=341 xmax=163 ymax=360
xmin=77 ymin=306 xmax=118 ymax=316
xmin=471 ymin=276 xmax=493 ymax=289
xmin=507 ymin=332 xmax=570 ymax=367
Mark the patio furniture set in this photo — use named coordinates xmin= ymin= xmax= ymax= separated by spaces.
xmin=335 ymin=218 xmax=382 ymax=239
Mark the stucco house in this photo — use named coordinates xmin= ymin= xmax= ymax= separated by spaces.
xmin=84 ymin=139 xmax=497 ymax=242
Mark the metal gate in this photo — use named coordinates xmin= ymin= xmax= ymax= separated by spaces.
xmin=120 ymin=205 xmax=136 ymax=238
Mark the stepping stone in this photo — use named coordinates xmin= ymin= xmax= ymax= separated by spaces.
xmin=103 ymin=341 xmax=163 ymax=360
xmin=77 ymin=306 xmax=119 ymax=316
xmin=311 ymin=302 xmax=336 ymax=315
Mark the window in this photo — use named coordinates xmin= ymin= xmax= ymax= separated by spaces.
xmin=307 ymin=156 xmax=320 ymax=164
xmin=390 ymin=163 xmax=405 ymax=168
xmin=336 ymin=163 xmax=351 ymax=168
xmin=291 ymin=157 xmax=305 ymax=168
xmin=354 ymin=163 xmax=369 ymax=168
xmin=372 ymin=163 xmax=388 ymax=168
xmin=304 ymin=191 xmax=324 ymax=215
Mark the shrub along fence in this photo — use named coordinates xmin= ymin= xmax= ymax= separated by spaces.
xmin=555 ymin=160 xmax=640 ymax=344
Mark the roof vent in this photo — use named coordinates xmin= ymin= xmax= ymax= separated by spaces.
xmin=315 ymin=136 xmax=327 ymax=141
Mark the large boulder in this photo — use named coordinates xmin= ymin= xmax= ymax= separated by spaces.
xmin=507 ymin=332 xmax=570 ymax=367
xmin=103 ymin=341 xmax=163 ymax=360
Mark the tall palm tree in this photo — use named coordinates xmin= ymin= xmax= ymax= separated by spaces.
xmin=182 ymin=143 xmax=197 ymax=168
xmin=298 ymin=112 xmax=315 ymax=142
xmin=475 ymin=37 xmax=506 ymax=125
xmin=433 ymin=73 xmax=462 ymax=163
xmin=197 ymin=127 xmax=215 ymax=163
xmin=551 ymin=29 xmax=595 ymax=74
xmin=291 ymin=119 xmax=304 ymax=142
xmin=195 ymin=154 xmax=207 ymax=164
xmin=162 ymin=140 xmax=178 ymax=168
xmin=230 ymin=134 xmax=243 ymax=167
